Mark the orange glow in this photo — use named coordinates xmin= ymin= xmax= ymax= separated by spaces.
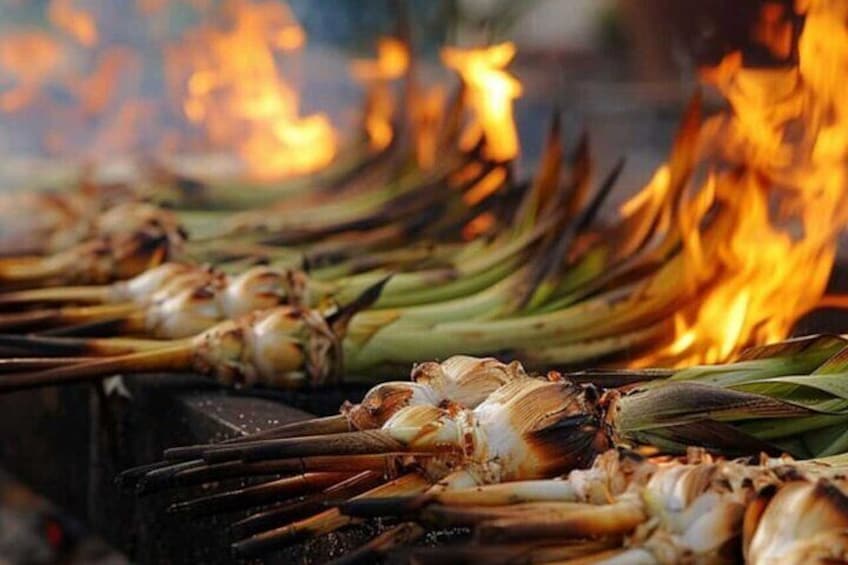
xmin=274 ymin=26 xmax=305 ymax=51
xmin=74 ymin=49 xmax=137 ymax=117
xmin=351 ymin=38 xmax=409 ymax=82
xmin=136 ymin=0 xmax=169 ymax=15
xmin=362 ymin=88 xmax=394 ymax=151
xmin=170 ymin=0 xmax=336 ymax=179
xmin=463 ymin=167 xmax=507 ymax=206
xmin=619 ymin=165 xmax=672 ymax=235
xmin=48 ymin=0 xmax=98 ymax=47
xmin=411 ymin=86 xmax=446 ymax=170
xmin=462 ymin=212 xmax=496 ymax=240
xmin=441 ymin=42 xmax=522 ymax=162
xmin=450 ymin=161 xmax=484 ymax=186
xmin=752 ymin=2 xmax=794 ymax=59
xmin=634 ymin=0 xmax=848 ymax=366
xmin=352 ymin=38 xmax=409 ymax=150
xmin=0 ymin=31 xmax=62 ymax=112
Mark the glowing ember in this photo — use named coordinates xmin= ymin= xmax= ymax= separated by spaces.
xmin=635 ymin=0 xmax=848 ymax=366
xmin=352 ymin=37 xmax=409 ymax=151
xmin=170 ymin=0 xmax=337 ymax=179
xmin=441 ymin=42 xmax=522 ymax=162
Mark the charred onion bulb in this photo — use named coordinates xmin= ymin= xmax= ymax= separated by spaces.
xmin=0 ymin=263 xmax=310 ymax=339
xmin=360 ymin=450 xmax=848 ymax=565
xmin=0 ymin=203 xmax=187 ymax=288
xmin=0 ymin=191 xmax=96 ymax=256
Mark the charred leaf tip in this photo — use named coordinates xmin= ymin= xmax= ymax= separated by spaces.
xmin=231 ymin=528 xmax=304 ymax=557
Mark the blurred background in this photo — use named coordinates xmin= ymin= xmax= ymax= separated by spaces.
xmin=0 ymin=0 xmax=769 ymax=193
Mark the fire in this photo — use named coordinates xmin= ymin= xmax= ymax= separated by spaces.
xmin=352 ymin=38 xmax=409 ymax=82
xmin=441 ymin=42 xmax=522 ymax=162
xmin=48 ymin=0 xmax=98 ymax=47
xmin=0 ymin=31 xmax=63 ymax=112
xmin=635 ymin=0 xmax=848 ymax=366
xmin=0 ymin=3 xmax=522 ymax=177
xmin=619 ymin=165 xmax=674 ymax=239
xmin=170 ymin=0 xmax=336 ymax=179
xmin=410 ymin=86 xmax=446 ymax=170
xmin=463 ymin=168 xmax=508 ymax=206
xmin=352 ymin=38 xmax=409 ymax=151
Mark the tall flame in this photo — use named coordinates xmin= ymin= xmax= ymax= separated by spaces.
xmin=351 ymin=37 xmax=409 ymax=151
xmin=48 ymin=0 xmax=98 ymax=47
xmin=170 ymin=0 xmax=336 ymax=179
xmin=0 ymin=31 xmax=62 ymax=112
xmin=410 ymin=85 xmax=446 ymax=170
xmin=635 ymin=0 xmax=848 ymax=366
xmin=441 ymin=42 xmax=522 ymax=162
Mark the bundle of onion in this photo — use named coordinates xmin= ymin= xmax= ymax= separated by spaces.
xmin=0 ymin=145 xmax=513 ymax=305
xmin=349 ymin=449 xmax=848 ymax=565
xmin=176 ymin=130 xmax=514 ymax=272
xmin=0 ymin=155 xmax=502 ymax=293
xmin=0 ymin=91 xmax=705 ymax=385
xmin=0 ymin=202 xmax=188 ymax=290
xmin=0 ymin=189 xmax=103 ymax=257
xmin=0 ymin=157 xmax=211 ymax=259
xmin=0 ymin=157 xmax=629 ymax=385
xmin=121 ymin=355 xmax=530 ymax=492
xmin=0 ymin=88 xmax=513 ymax=292
xmin=108 ymin=335 xmax=848 ymax=559
xmin=0 ymin=109 xmax=602 ymax=341
xmin=0 ymin=264 xmax=303 ymax=337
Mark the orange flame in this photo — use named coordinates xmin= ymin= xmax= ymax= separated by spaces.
xmin=634 ymin=0 xmax=848 ymax=366
xmin=352 ymin=38 xmax=409 ymax=82
xmin=48 ymin=0 xmax=98 ymax=47
xmin=0 ymin=31 xmax=63 ymax=112
xmin=441 ymin=42 xmax=522 ymax=162
xmin=352 ymin=38 xmax=409 ymax=151
xmin=170 ymin=0 xmax=336 ymax=179
xmin=411 ymin=85 xmax=446 ymax=170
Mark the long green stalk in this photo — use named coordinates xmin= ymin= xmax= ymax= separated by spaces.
xmin=181 ymin=151 xmax=484 ymax=266
xmin=169 ymin=138 xmax=376 ymax=211
xmin=611 ymin=334 xmax=848 ymax=458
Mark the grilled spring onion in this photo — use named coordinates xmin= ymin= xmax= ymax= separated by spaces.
xmin=0 ymin=80 xmax=700 ymax=342
xmin=0 ymin=140 xmax=498 ymax=291
xmin=0 ymin=101 xmax=379 ymax=261
xmin=123 ymin=355 xmax=531 ymax=490
xmin=0 ymin=190 xmax=100 ymax=257
xmin=345 ymin=449 xmax=848 ymax=565
xmin=117 ymin=337 xmax=848 ymax=558
xmin=0 ymin=95 xmax=746 ymax=387
xmin=0 ymin=150 xmax=502 ymax=291
xmin=0 ymin=115 xmax=588 ymax=340
xmin=0 ymin=202 xmax=188 ymax=289
xmin=0 ymin=152 xmax=627 ymax=386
